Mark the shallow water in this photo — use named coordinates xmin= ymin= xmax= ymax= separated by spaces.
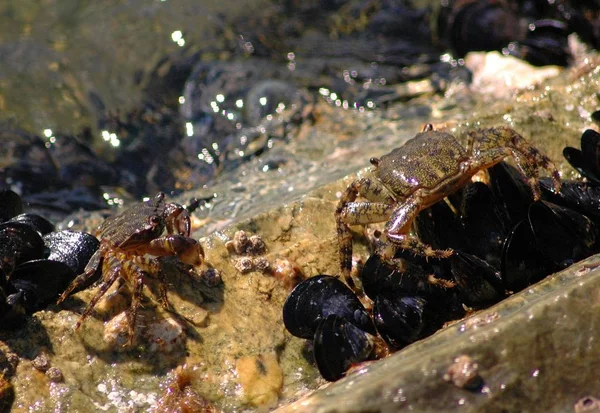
xmin=0 ymin=0 xmax=266 ymax=135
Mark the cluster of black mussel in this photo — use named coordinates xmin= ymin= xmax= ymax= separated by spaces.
xmin=438 ymin=0 xmax=600 ymax=66
xmin=0 ymin=189 xmax=99 ymax=328
xmin=284 ymin=127 xmax=600 ymax=382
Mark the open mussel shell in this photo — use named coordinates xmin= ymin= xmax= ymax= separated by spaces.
xmin=43 ymin=230 xmax=100 ymax=275
xmin=0 ymin=189 xmax=23 ymax=222
xmin=313 ymin=314 xmax=375 ymax=382
xmin=501 ymin=220 xmax=554 ymax=292
xmin=7 ymin=213 xmax=55 ymax=235
xmin=283 ymin=275 xmax=375 ymax=339
xmin=563 ymin=129 xmax=600 ymax=184
xmin=0 ymin=222 xmax=45 ymax=278
xmin=529 ymin=201 xmax=598 ymax=268
xmin=373 ymin=293 xmax=428 ymax=349
xmin=9 ymin=259 xmax=75 ymax=313
xmin=450 ymin=251 xmax=505 ymax=306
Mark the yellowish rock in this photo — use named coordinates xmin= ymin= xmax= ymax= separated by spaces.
xmin=236 ymin=352 xmax=283 ymax=409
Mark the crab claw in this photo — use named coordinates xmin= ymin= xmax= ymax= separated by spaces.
xmin=147 ymin=235 xmax=204 ymax=266
xmin=164 ymin=203 xmax=191 ymax=237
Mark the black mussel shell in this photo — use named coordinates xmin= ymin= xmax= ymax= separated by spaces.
xmin=461 ymin=182 xmax=510 ymax=269
xmin=516 ymin=20 xmax=570 ymax=67
xmin=43 ymin=230 xmax=100 ymax=275
xmin=529 ymin=201 xmax=598 ymax=268
xmin=415 ymin=201 xmax=466 ymax=252
xmin=7 ymin=213 xmax=55 ymax=235
xmin=488 ymin=162 xmax=533 ymax=226
xmin=9 ymin=259 xmax=75 ymax=313
xmin=501 ymin=220 xmax=554 ymax=292
xmin=283 ymin=275 xmax=375 ymax=339
xmin=359 ymin=254 xmax=394 ymax=299
xmin=359 ymin=254 xmax=441 ymax=300
xmin=540 ymin=179 xmax=600 ymax=222
xmin=563 ymin=129 xmax=600 ymax=184
xmin=450 ymin=251 xmax=504 ymax=306
xmin=592 ymin=110 xmax=600 ymax=126
xmin=360 ymin=254 xmax=463 ymax=316
xmin=0 ymin=189 xmax=23 ymax=222
xmin=313 ymin=314 xmax=374 ymax=382
xmin=373 ymin=293 xmax=428 ymax=349
xmin=440 ymin=1 xmax=518 ymax=57
xmin=0 ymin=222 xmax=45 ymax=278
xmin=563 ymin=146 xmax=587 ymax=179
xmin=579 ymin=129 xmax=600 ymax=181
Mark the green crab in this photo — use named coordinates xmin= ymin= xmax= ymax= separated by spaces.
xmin=335 ymin=125 xmax=562 ymax=288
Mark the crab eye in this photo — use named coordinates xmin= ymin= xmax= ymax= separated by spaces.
xmin=148 ymin=215 xmax=161 ymax=226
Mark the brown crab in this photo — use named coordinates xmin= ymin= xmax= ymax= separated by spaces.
xmin=57 ymin=192 xmax=204 ymax=344
xmin=336 ymin=125 xmax=562 ymax=288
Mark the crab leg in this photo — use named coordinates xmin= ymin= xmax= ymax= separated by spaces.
xmin=57 ymin=248 xmax=103 ymax=304
xmin=467 ymin=127 xmax=562 ymax=199
xmin=384 ymin=195 xmax=453 ymax=260
xmin=128 ymin=255 xmax=172 ymax=311
xmin=74 ymin=254 xmax=122 ymax=330
xmin=336 ymin=177 xmax=395 ymax=288
xmin=127 ymin=265 xmax=145 ymax=345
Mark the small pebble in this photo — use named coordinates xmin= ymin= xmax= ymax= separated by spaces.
xmin=246 ymin=235 xmax=266 ymax=255
xmin=228 ymin=230 xmax=267 ymax=255
xmin=31 ymin=354 xmax=51 ymax=372
xmin=46 ymin=367 xmax=63 ymax=383
xmin=103 ymin=311 xmax=139 ymax=349
xmin=271 ymin=258 xmax=303 ymax=288
xmin=6 ymin=353 xmax=19 ymax=369
xmin=144 ymin=317 xmax=186 ymax=353
xmin=443 ymin=355 xmax=483 ymax=391
xmin=254 ymin=257 xmax=271 ymax=272
xmin=575 ymin=396 xmax=600 ymax=413
xmin=201 ymin=267 xmax=222 ymax=287
xmin=232 ymin=230 xmax=249 ymax=255
xmin=235 ymin=257 xmax=255 ymax=274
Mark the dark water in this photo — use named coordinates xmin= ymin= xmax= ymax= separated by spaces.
xmin=0 ymin=0 xmax=263 ymax=135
